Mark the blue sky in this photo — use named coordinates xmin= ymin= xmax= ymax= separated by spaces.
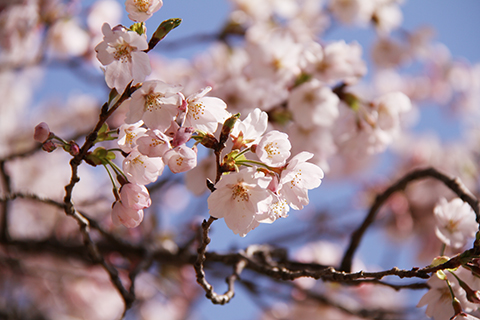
xmin=32 ymin=1 xmax=480 ymax=319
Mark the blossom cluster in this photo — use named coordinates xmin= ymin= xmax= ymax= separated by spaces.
xmin=208 ymin=108 xmax=324 ymax=236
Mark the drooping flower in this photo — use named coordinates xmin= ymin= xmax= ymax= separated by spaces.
xmin=123 ymin=148 xmax=164 ymax=185
xmin=95 ymin=23 xmax=151 ymax=93
xmin=125 ymin=0 xmax=163 ymax=22
xmin=125 ymin=80 xmax=182 ymax=131
xmin=111 ymin=201 xmax=144 ymax=228
xmin=183 ymin=86 xmax=230 ymax=134
xmin=255 ymin=130 xmax=291 ymax=167
xmin=207 ymin=167 xmax=273 ymax=237
xmin=163 ymin=144 xmax=197 ymax=174
xmin=120 ymin=183 xmax=151 ymax=210
xmin=434 ymin=197 xmax=478 ymax=249
xmin=279 ymin=152 xmax=324 ymax=210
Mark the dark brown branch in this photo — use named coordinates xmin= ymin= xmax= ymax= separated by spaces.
xmin=340 ymin=167 xmax=480 ymax=272
xmin=0 ymin=160 xmax=11 ymax=242
xmin=62 ymin=83 xmax=140 ymax=314
xmin=194 ymin=216 xmax=246 ymax=304
xmin=194 ymin=216 xmax=239 ymax=304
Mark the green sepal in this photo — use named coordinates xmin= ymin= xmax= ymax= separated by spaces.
xmin=86 ymin=147 xmax=116 ymax=166
xmin=130 ymin=22 xmax=146 ymax=35
xmin=219 ymin=113 xmax=240 ymax=146
xmin=294 ymin=73 xmax=311 ymax=87
xmin=148 ymin=18 xmax=182 ymax=52
xmin=93 ymin=124 xmax=118 ymax=144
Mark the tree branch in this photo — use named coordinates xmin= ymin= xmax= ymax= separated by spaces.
xmin=340 ymin=167 xmax=480 ymax=272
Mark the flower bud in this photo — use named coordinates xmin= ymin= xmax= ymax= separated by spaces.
xmin=68 ymin=141 xmax=80 ymax=156
xmin=172 ymin=127 xmax=194 ymax=147
xmin=42 ymin=140 xmax=57 ymax=152
xmin=34 ymin=122 xmax=51 ymax=143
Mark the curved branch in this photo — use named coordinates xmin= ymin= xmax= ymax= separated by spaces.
xmin=340 ymin=167 xmax=479 ymax=272
xmin=193 ymin=216 xmax=243 ymax=304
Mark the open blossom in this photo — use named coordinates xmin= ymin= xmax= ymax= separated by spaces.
xmin=208 ymin=167 xmax=273 ymax=237
xmin=112 ymin=201 xmax=144 ymax=228
xmin=163 ymin=145 xmax=197 ymax=173
xmin=95 ymin=23 xmax=151 ymax=93
xmin=256 ymin=130 xmax=291 ymax=167
xmin=231 ymin=108 xmax=268 ymax=149
xmin=123 ymin=148 xmax=164 ymax=185
xmin=434 ymin=198 xmax=478 ymax=248
xmin=125 ymin=80 xmax=182 ymax=131
xmin=417 ymin=269 xmax=479 ymax=320
xmin=307 ymin=40 xmax=367 ymax=85
xmin=125 ymin=0 xmax=163 ymax=22
xmin=117 ymin=121 xmax=147 ymax=153
xmin=287 ymin=80 xmax=340 ymax=129
xmin=279 ymin=152 xmax=324 ymax=210
xmin=136 ymin=129 xmax=171 ymax=157
xmin=183 ymin=87 xmax=230 ymax=134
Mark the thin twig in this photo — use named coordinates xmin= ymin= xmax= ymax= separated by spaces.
xmin=62 ymin=83 xmax=140 ymax=314
xmin=340 ymin=167 xmax=480 ymax=272
xmin=0 ymin=160 xmax=12 ymax=242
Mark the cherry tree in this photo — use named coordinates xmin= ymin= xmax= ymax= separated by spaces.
xmin=1 ymin=0 xmax=480 ymax=319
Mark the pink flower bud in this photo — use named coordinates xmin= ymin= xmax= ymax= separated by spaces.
xmin=68 ymin=141 xmax=80 ymax=156
xmin=111 ymin=201 xmax=144 ymax=228
xmin=42 ymin=140 xmax=57 ymax=152
xmin=120 ymin=183 xmax=151 ymax=210
xmin=171 ymin=127 xmax=194 ymax=147
xmin=34 ymin=122 xmax=51 ymax=143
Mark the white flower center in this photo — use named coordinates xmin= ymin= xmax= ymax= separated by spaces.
xmin=289 ymin=169 xmax=302 ymax=188
xmin=114 ymin=41 xmax=134 ymax=63
xmin=125 ymin=130 xmax=137 ymax=146
xmin=145 ymin=93 xmax=165 ymax=112
xmin=148 ymin=138 xmax=165 ymax=148
xmin=188 ymin=102 xmax=206 ymax=121
xmin=134 ymin=0 xmax=151 ymax=12
xmin=230 ymin=182 xmax=250 ymax=202
xmin=270 ymin=198 xmax=288 ymax=218
xmin=131 ymin=156 xmax=146 ymax=168
xmin=264 ymin=142 xmax=280 ymax=159
xmin=175 ymin=156 xmax=184 ymax=167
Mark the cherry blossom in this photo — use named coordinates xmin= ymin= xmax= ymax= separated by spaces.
xmin=34 ymin=122 xmax=51 ymax=143
xmin=136 ymin=129 xmax=171 ymax=157
xmin=111 ymin=201 xmax=144 ymax=228
xmin=120 ymin=183 xmax=151 ymax=210
xmin=117 ymin=121 xmax=147 ymax=153
xmin=307 ymin=40 xmax=367 ymax=85
xmin=163 ymin=145 xmax=197 ymax=174
xmin=255 ymin=130 xmax=291 ymax=167
xmin=125 ymin=0 xmax=163 ymax=22
xmin=95 ymin=23 xmax=151 ymax=93
xmin=287 ymin=80 xmax=340 ymax=129
xmin=434 ymin=197 xmax=478 ymax=248
xmin=182 ymin=87 xmax=230 ymax=134
xmin=279 ymin=152 xmax=324 ymax=210
xmin=328 ymin=0 xmax=375 ymax=26
xmin=207 ymin=167 xmax=273 ymax=237
xmin=123 ymin=148 xmax=164 ymax=185
xmin=125 ymin=80 xmax=182 ymax=131
xmin=230 ymin=108 xmax=268 ymax=149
